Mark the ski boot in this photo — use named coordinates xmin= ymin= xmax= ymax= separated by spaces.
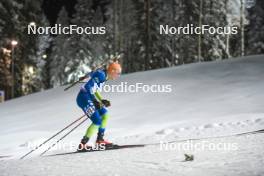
xmin=77 ymin=136 xmax=92 ymax=151
xmin=96 ymin=132 xmax=113 ymax=148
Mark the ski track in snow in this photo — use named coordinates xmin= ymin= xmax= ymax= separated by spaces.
xmin=0 ymin=55 xmax=264 ymax=175
xmin=0 ymin=133 xmax=264 ymax=176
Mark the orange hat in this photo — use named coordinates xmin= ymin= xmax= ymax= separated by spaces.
xmin=107 ymin=61 xmax=122 ymax=74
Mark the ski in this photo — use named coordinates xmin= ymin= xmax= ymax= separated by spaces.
xmin=42 ymin=128 xmax=264 ymax=158
xmin=46 ymin=144 xmax=145 ymax=157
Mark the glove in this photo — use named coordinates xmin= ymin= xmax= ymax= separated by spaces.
xmin=101 ymin=99 xmax=111 ymax=107
xmin=93 ymin=100 xmax=103 ymax=109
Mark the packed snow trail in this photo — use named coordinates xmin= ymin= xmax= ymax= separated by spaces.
xmin=0 ymin=55 xmax=264 ymax=175
xmin=1 ymin=132 xmax=264 ymax=176
xmin=45 ymin=128 xmax=264 ymax=157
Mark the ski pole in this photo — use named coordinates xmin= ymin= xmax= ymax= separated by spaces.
xmin=20 ymin=114 xmax=86 ymax=159
xmin=40 ymin=116 xmax=89 ymax=156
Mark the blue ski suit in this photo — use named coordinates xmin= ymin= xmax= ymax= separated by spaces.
xmin=76 ymin=69 xmax=108 ymax=134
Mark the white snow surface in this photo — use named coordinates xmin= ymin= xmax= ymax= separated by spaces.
xmin=0 ymin=55 xmax=264 ymax=176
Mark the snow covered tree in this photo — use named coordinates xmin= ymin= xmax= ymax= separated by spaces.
xmin=177 ymin=0 xmax=200 ymax=63
xmin=246 ymin=0 xmax=264 ymax=54
xmin=117 ymin=0 xmax=173 ymax=72
xmin=202 ymin=0 xmax=229 ymax=61
xmin=0 ymin=0 xmax=51 ymax=98
xmin=34 ymin=16 xmax=52 ymax=90
xmin=49 ymin=7 xmax=71 ymax=87
xmin=65 ymin=0 xmax=100 ymax=84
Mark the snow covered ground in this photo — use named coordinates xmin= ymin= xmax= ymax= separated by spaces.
xmin=0 ymin=55 xmax=264 ymax=176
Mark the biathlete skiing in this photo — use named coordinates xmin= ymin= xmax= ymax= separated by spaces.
xmin=76 ymin=60 xmax=122 ymax=151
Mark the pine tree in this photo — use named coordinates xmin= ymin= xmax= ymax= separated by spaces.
xmin=179 ymin=0 xmax=200 ymax=63
xmin=202 ymin=0 xmax=228 ymax=61
xmin=35 ymin=15 xmax=52 ymax=90
xmin=246 ymin=0 xmax=264 ymax=54
xmin=0 ymin=0 xmax=51 ymax=98
xmin=50 ymin=7 xmax=71 ymax=87
xmin=66 ymin=0 xmax=97 ymax=84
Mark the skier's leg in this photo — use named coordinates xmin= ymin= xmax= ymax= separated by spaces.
xmin=77 ymin=94 xmax=93 ymax=149
xmin=78 ymin=111 xmax=102 ymax=150
xmin=96 ymin=108 xmax=111 ymax=144
xmin=99 ymin=113 xmax=109 ymax=133
xmin=85 ymin=123 xmax=99 ymax=137
xmin=85 ymin=110 xmax=102 ymax=138
xmin=77 ymin=97 xmax=102 ymax=150
xmin=98 ymin=107 xmax=109 ymax=134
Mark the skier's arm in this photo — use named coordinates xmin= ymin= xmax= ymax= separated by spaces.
xmin=92 ymin=70 xmax=111 ymax=107
xmin=95 ymin=91 xmax=111 ymax=107
xmin=95 ymin=91 xmax=103 ymax=102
